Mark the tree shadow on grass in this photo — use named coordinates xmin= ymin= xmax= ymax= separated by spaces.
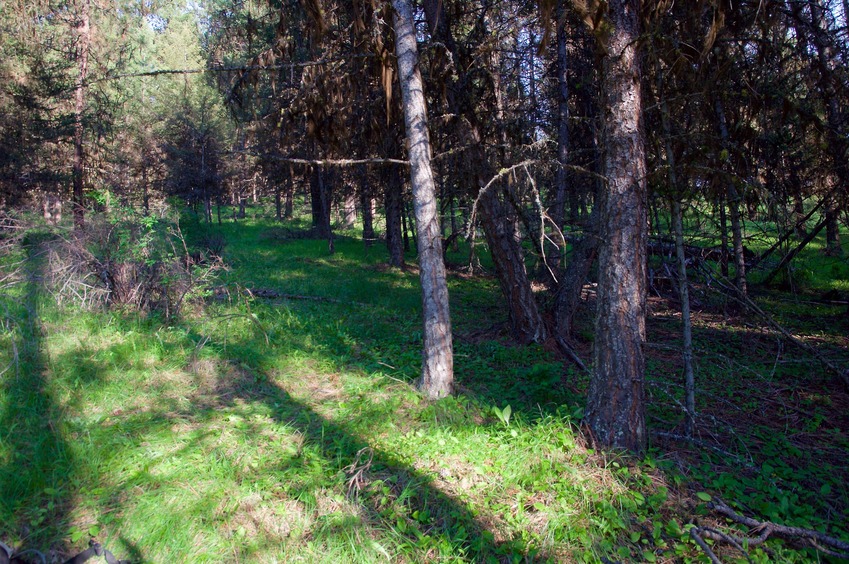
xmin=186 ymin=329 xmax=546 ymax=562
xmin=0 ymin=241 xmax=75 ymax=555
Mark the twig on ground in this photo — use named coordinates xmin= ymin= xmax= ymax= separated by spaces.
xmin=652 ymin=431 xmax=758 ymax=470
xmin=694 ymin=499 xmax=849 ymax=561
xmin=554 ymin=334 xmax=589 ymax=373
xmin=225 ymin=286 xmax=370 ymax=308
xmin=689 ymin=527 xmax=724 ymax=564
xmin=344 ymin=447 xmax=374 ymax=495
xmin=696 ymin=265 xmax=849 ymax=390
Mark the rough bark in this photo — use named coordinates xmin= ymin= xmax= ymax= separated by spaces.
xmin=392 ymin=0 xmax=454 ymax=398
xmin=585 ymin=0 xmax=648 ymax=454
xmin=72 ymin=0 xmax=91 ymax=229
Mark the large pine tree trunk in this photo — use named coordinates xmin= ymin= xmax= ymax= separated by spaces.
xmin=392 ymin=0 xmax=454 ymax=398
xmin=585 ymin=0 xmax=648 ymax=454
xmin=72 ymin=0 xmax=91 ymax=229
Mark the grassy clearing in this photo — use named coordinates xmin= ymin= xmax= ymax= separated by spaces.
xmin=1 ymin=208 xmax=847 ymax=562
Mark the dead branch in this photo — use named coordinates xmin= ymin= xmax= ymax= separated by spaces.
xmin=343 ymin=447 xmax=374 ymax=495
xmin=689 ymin=527 xmax=725 ymax=564
xmin=467 ymin=159 xmax=540 ymax=241
xmin=230 ymin=149 xmax=407 ymax=167
xmin=218 ymin=287 xmax=370 ymax=308
xmin=651 ymin=431 xmax=758 ymax=470
xmin=698 ymin=499 xmax=849 ymax=560
xmin=554 ymin=334 xmax=590 ymax=373
xmin=93 ymin=55 xmax=375 ymax=83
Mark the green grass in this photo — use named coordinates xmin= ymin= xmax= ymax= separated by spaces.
xmin=0 ymin=206 xmax=847 ymax=562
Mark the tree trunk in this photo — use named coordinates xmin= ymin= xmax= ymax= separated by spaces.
xmin=555 ymin=206 xmax=599 ymax=342
xmin=237 ymin=191 xmax=246 ymax=219
xmin=275 ymin=185 xmax=282 ymax=220
xmin=479 ymin=188 xmax=547 ymax=344
xmin=553 ymin=0 xmax=572 ymax=228
xmin=401 ymin=198 xmax=411 ymax=251
xmin=406 ymin=200 xmax=417 ymax=251
xmin=793 ymin=193 xmax=807 ymax=237
xmin=392 ymin=0 xmax=454 ymax=398
xmin=360 ymin=171 xmax=375 ymax=246
xmin=659 ymin=79 xmax=696 ymax=435
xmin=715 ymin=98 xmax=747 ymax=296
xmin=825 ymin=199 xmax=841 ymax=255
xmin=585 ymin=0 xmax=648 ymax=455
xmin=72 ymin=0 xmax=91 ymax=229
xmin=718 ymin=193 xmax=729 ymax=277
xmin=285 ymin=164 xmax=295 ymax=218
xmin=311 ymin=166 xmax=332 ymax=238
xmin=421 ymin=0 xmax=543 ymax=345
xmin=385 ymin=167 xmax=405 ymax=267
xmin=343 ymin=191 xmax=357 ymax=230
xmin=672 ymin=198 xmax=696 ymax=436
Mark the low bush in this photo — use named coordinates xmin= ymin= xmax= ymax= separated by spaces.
xmin=43 ymin=199 xmax=221 ymax=318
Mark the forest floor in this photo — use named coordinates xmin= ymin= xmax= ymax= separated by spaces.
xmin=1 ymin=208 xmax=847 ymax=563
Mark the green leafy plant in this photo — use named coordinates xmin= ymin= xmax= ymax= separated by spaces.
xmin=492 ymin=404 xmax=512 ymax=426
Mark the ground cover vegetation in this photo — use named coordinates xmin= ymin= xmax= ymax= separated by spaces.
xmin=1 ymin=0 xmax=849 ymax=561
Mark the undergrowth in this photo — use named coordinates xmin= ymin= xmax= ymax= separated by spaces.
xmin=0 ymin=206 xmax=846 ymax=562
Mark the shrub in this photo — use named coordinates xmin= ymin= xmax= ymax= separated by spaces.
xmin=43 ymin=199 xmax=221 ymax=318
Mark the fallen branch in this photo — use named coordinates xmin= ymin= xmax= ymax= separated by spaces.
xmin=554 ymin=334 xmax=589 ymax=373
xmin=215 ymin=286 xmax=369 ymax=308
xmin=689 ymin=527 xmax=725 ymax=564
xmin=692 ymin=499 xmax=849 ymax=561
xmin=230 ymin=150 xmax=409 ymax=167
xmin=344 ymin=447 xmax=374 ymax=495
